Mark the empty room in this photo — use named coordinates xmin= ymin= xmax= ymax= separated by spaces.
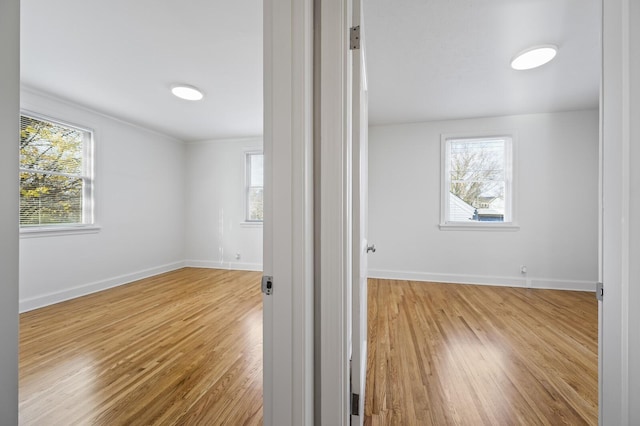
xmin=362 ymin=0 xmax=600 ymax=424
xmin=17 ymin=0 xmax=265 ymax=424
xmin=4 ymin=0 xmax=637 ymax=425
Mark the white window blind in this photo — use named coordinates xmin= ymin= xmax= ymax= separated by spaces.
xmin=245 ymin=152 xmax=264 ymax=222
xmin=19 ymin=113 xmax=94 ymax=227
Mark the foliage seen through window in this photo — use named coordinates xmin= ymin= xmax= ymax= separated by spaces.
xmin=445 ymin=136 xmax=512 ymax=223
xmin=20 ymin=114 xmax=93 ymax=227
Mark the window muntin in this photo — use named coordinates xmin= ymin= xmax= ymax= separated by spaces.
xmin=20 ymin=113 xmax=94 ymax=228
xmin=245 ymin=152 xmax=264 ymax=222
xmin=442 ymin=135 xmax=513 ymax=225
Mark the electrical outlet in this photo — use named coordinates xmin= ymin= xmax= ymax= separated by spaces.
xmin=235 ymin=252 xmax=241 ymax=260
xmin=520 ymin=265 xmax=527 ymax=274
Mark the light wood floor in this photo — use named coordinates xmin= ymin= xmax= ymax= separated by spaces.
xmin=20 ymin=271 xmax=597 ymax=425
xmin=364 ymin=279 xmax=598 ymax=426
xmin=19 ymin=268 xmax=263 ymax=425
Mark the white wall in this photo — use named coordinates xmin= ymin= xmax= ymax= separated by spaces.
xmin=0 ymin=0 xmax=20 ymax=421
xmin=185 ymin=138 xmax=263 ymax=271
xmin=368 ymin=110 xmax=599 ymax=291
xmin=19 ymin=89 xmax=187 ymax=312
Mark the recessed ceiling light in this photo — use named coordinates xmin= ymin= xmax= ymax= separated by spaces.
xmin=171 ymin=84 xmax=204 ymax=101
xmin=510 ymin=45 xmax=558 ymax=70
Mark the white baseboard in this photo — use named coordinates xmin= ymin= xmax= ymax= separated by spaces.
xmin=21 ymin=264 xmax=588 ymax=313
xmin=185 ymin=259 xmax=263 ymax=272
xmin=527 ymin=278 xmax=597 ymax=292
xmin=367 ymin=269 xmax=596 ymax=292
xmin=19 ymin=261 xmax=187 ymax=313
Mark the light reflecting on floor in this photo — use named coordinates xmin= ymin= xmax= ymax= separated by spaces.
xmin=20 ymin=269 xmax=264 ymax=425
xmin=440 ymin=337 xmax=513 ymax=420
xmin=20 ymin=354 xmax=99 ymax=424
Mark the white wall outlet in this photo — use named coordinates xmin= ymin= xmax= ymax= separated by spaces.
xmin=235 ymin=252 xmax=241 ymax=260
xmin=520 ymin=265 xmax=527 ymax=274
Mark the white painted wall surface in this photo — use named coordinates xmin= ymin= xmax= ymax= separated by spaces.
xmin=19 ymin=89 xmax=186 ymax=312
xmin=0 ymin=0 xmax=20 ymax=421
xmin=368 ymin=110 xmax=599 ymax=291
xmin=185 ymin=138 xmax=263 ymax=271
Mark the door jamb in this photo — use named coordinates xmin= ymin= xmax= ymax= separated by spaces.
xmin=263 ymin=0 xmax=315 ymax=424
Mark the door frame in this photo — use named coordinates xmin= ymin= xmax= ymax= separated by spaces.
xmin=0 ymin=0 xmax=20 ymax=422
xmin=264 ymin=0 xmax=640 ymax=425
xmin=601 ymin=0 xmax=640 ymax=423
xmin=317 ymin=0 xmax=353 ymax=424
xmin=350 ymin=0 xmax=368 ymax=423
xmin=263 ymin=0 xmax=315 ymax=424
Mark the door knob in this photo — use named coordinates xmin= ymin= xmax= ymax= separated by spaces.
xmin=366 ymin=244 xmax=376 ymax=253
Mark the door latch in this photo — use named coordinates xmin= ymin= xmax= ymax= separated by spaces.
xmin=262 ymin=275 xmax=273 ymax=295
xmin=596 ymin=282 xmax=603 ymax=301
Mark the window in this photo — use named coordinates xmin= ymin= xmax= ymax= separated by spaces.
xmin=20 ymin=113 xmax=94 ymax=229
xmin=245 ymin=152 xmax=264 ymax=222
xmin=441 ymin=134 xmax=515 ymax=228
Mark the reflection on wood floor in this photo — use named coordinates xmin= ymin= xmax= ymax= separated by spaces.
xmin=364 ymin=278 xmax=598 ymax=426
xmin=19 ymin=268 xmax=263 ymax=425
xmin=20 ymin=270 xmax=598 ymax=425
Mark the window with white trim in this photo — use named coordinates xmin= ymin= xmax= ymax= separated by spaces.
xmin=19 ymin=113 xmax=94 ymax=228
xmin=245 ymin=152 xmax=264 ymax=222
xmin=441 ymin=134 xmax=514 ymax=227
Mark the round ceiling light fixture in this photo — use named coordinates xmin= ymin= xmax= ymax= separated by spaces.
xmin=510 ymin=45 xmax=558 ymax=70
xmin=171 ymin=84 xmax=205 ymax=101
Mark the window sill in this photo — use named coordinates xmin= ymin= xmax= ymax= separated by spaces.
xmin=439 ymin=222 xmax=520 ymax=232
xmin=20 ymin=225 xmax=102 ymax=238
xmin=240 ymin=221 xmax=263 ymax=228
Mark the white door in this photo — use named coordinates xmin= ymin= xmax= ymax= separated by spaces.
xmin=351 ymin=0 xmax=369 ymax=423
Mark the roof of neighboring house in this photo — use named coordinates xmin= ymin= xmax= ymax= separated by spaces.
xmin=449 ymin=193 xmax=475 ymax=222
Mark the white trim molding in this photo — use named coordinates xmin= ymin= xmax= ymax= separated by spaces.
xmin=20 ymin=225 xmax=102 ymax=238
xmin=440 ymin=131 xmax=518 ymax=229
xmin=263 ymin=0 xmax=315 ymax=424
xmin=239 ymin=221 xmax=263 ymax=228
xmin=0 ymin=0 xmax=20 ymax=419
xmin=438 ymin=223 xmax=520 ymax=231
xmin=21 ymin=85 xmax=185 ymax=144
xmin=318 ymin=0 xmax=352 ymax=424
xmin=19 ymin=261 xmax=186 ymax=313
xmin=368 ymin=269 xmax=596 ymax=292
xmin=185 ymin=260 xmax=263 ymax=272
xmin=601 ymin=0 xmax=640 ymax=423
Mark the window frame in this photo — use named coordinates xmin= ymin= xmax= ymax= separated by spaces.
xmin=19 ymin=110 xmax=98 ymax=237
xmin=439 ymin=132 xmax=519 ymax=231
xmin=243 ymin=150 xmax=264 ymax=224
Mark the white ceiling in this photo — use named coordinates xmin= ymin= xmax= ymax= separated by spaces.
xmin=366 ymin=0 xmax=601 ymax=125
xmin=20 ymin=0 xmax=600 ymax=142
xmin=21 ymin=0 xmax=263 ymax=142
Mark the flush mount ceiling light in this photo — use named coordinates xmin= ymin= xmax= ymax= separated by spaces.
xmin=510 ymin=45 xmax=558 ymax=70
xmin=171 ymin=84 xmax=204 ymax=101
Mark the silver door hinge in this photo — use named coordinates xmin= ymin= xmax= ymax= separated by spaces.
xmin=350 ymin=26 xmax=361 ymax=50
xmin=262 ymin=275 xmax=273 ymax=295
xmin=350 ymin=393 xmax=360 ymax=416
xmin=596 ymin=282 xmax=603 ymax=301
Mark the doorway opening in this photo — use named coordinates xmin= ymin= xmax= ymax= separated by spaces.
xmin=18 ymin=0 xmax=265 ymax=423
xmin=362 ymin=0 xmax=601 ymax=423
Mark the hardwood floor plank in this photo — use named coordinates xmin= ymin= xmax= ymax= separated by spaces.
xmin=364 ymin=279 xmax=598 ymax=426
xmin=19 ymin=268 xmax=263 ymax=425
xmin=21 ymin=270 xmax=598 ymax=425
